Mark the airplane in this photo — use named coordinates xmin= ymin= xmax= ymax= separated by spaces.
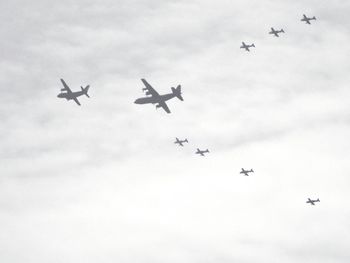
xmin=174 ymin=138 xmax=188 ymax=146
xmin=240 ymin=42 xmax=255 ymax=52
xmin=306 ymin=198 xmax=320 ymax=205
xmin=195 ymin=148 xmax=209 ymax=156
xmin=269 ymin=27 xmax=285 ymax=37
xmin=57 ymin=79 xmax=90 ymax=106
xmin=134 ymin=79 xmax=183 ymax=113
xmin=240 ymin=168 xmax=254 ymax=176
xmin=301 ymin=14 xmax=316 ymax=24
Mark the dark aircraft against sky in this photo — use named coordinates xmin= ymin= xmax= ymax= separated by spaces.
xmin=240 ymin=168 xmax=254 ymax=176
xmin=195 ymin=148 xmax=209 ymax=156
xmin=174 ymin=138 xmax=188 ymax=146
xmin=306 ymin=198 xmax=320 ymax=205
xmin=240 ymin=42 xmax=255 ymax=51
xmin=57 ymin=79 xmax=90 ymax=106
xmin=269 ymin=27 xmax=285 ymax=37
xmin=301 ymin=14 xmax=316 ymax=24
xmin=134 ymin=79 xmax=183 ymax=113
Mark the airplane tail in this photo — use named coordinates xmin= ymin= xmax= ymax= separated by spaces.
xmin=81 ymin=85 xmax=90 ymax=98
xmin=313 ymin=16 xmax=316 ymax=20
xmin=252 ymin=44 xmax=255 ymax=47
xmin=184 ymin=139 xmax=188 ymax=143
xmin=317 ymin=198 xmax=320 ymax=202
xmin=251 ymin=169 xmax=254 ymax=173
xmin=171 ymin=85 xmax=183 ymax=101
xmin=206 ymin=149 xmax=209 ymax=153
xmin=281 ymin=29 xmax=285 ymax=33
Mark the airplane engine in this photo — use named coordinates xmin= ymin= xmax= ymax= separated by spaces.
xmin=156 ymin=104 xmax=161 ymax=109
xmin=61 ymin=88 xmax=65 ymax=91
xmin=145 ymin=91 xmax=151 ymax=95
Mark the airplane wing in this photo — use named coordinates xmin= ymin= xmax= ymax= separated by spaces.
xmin=60 ymin=79 xmax=73 ymax=94
xmin=158 ymin=101 xmax=171 ymax=113
xmin=306 ymin=20 xmax=311 ymax=24
xmin=141 ymin=79 xmax=159 ymax=97
xmin=73 ymin=97 xmax=81 ymax=106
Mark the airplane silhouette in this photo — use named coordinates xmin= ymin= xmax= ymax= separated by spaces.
xmin=240 ymin=42 xmax=255 ymax=52
xmin=240 ymin=168 xmax=254 ymax=176
xmin=134 ymin=79 xmax=183 ymax=113
xmin=57 ymin=79 xmax=90 ymax=106
xmin=301 ymin=14 xmax=316 ymax=24
xmin=269 ymin=27 xmax=285 ymax=37
xmin=306 ymin=198 xmax=320 ymax=205
xmin=195 ymin=148 xmax=209 ymax=156
xmin=174 ymin=138 xmax=188 ymax=146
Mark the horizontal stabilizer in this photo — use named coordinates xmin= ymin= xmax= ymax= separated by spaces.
xmin=81 ymin=85 xmax=90 ymax=98
xmin=171 ymin=85 xmax=183 ymax=101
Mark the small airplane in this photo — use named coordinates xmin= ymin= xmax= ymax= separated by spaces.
xmin=174 ymin=138 xmax=188 ymax=146
xmin=301 ymin=14 xmax=316 ymax=24
xmin=57 ymin=79 xmax=90 ymax=106
xmin=134 ymin=79 xmax=183 ymax=113
xmin=306 ymin=198 xmax=320 ymax=205
xmin=195 ymin=148 xmax=209 ymax=156
xmin=240 ymin=42 xmax=255 ymax=52
xmin=269 ymin=27 xmax=285 ymax=37
xmin=240 ymin=168 xmax=254 ymax=176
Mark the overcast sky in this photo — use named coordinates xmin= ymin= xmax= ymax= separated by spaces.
xmin=1 ymin=0 xmax=350 ymax=262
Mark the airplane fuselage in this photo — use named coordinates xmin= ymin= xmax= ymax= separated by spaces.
xmin=57 ymin=91 xmax=84 ymax=100
xmin=134 ymin=93 xmax=176 ymax=105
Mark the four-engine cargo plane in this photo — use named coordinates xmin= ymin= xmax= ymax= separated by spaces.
xmin=57 ymin=79 xmax=90 ymax=106
xmin=134 ymin=79 xmax=183 ymax=113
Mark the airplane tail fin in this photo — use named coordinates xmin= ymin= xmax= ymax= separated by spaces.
xmin=206 ymin=149 xmax=209 ymax=153
xmin=81 ymin=85 xmax=90 ymax=98
xmin=171 ymin=85 xmax=183 ymax=101
xmin=281 ymin=29 xmax=285 ymax=33
xmin=252 ymin=44 xmax=255 ymax=47
xmin=251 ymin=169 xmax=254 ymax=173
xmin=317 ymin=198 xmax=320 ymax=202
xmin=313 ymin=16 xmax=316 ymax=20
xmin=184 ymin=139 xmax=188 ymax=143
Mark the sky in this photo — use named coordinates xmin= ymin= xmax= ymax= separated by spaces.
xmin=1 ymin=0 xmax=350 ymax=262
